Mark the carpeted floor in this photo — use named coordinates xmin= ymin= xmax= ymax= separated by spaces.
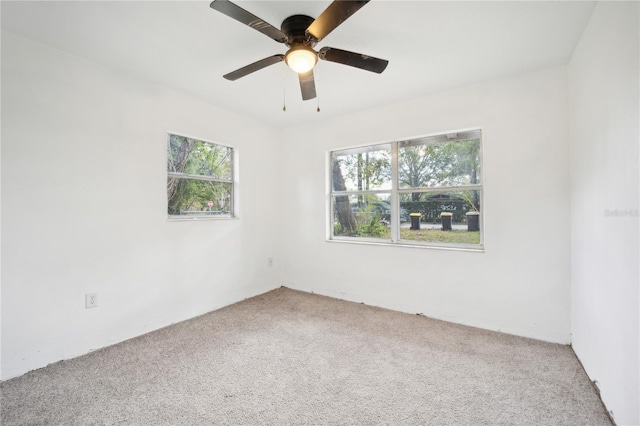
xmin=1 ymin=287 xmax=611 ymax=425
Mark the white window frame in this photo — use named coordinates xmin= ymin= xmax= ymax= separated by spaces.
xmin=328 ymin=129 xmax=483 ymax=251
xmin=167 ymin=132 xmax=236 ymax=221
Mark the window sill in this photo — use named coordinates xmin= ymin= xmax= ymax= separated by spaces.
xmin=167 ymin=215 xmax=237 ymax=222
xmin=326 ymin=237 xmax=484 ymax=253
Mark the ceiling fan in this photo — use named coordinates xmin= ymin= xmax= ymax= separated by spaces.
xmin=209 ymin=0 xmax=389 ymax=101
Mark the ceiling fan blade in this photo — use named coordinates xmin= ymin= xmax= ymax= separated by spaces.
xmin=318 ymin=47 xmax=389 ymax=74
xmin=299 ymin=70 xmax=317 ymax=101
xmin=210 ymin=0 xmax=287 ymax=43
xmin=223 ymin=54 xmax=285 ymax=81
xmin=306 ymin=0 xmax=369 ymax=42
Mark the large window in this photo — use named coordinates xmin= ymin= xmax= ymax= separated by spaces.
xmin=330 ymin=130 xmax=482 ymax=249
xmin=167 ymin=133 xmax=234 ymax=219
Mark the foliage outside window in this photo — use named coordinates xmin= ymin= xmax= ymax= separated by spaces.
xmin=167 ymin=134 xmax=234 ymax=219
xmin=330 ymin=130 xmax=482 ymax=249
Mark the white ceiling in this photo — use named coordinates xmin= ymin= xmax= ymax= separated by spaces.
xmin=1 ymin=1 xmax=596 ymax=128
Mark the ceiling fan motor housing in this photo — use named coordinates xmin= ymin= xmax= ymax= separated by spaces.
xmin=281 ymin=15 xmax=316 ymax=47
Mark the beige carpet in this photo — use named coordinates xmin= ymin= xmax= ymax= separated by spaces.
xmin=1 ymin=287 xmax=611 ymax=425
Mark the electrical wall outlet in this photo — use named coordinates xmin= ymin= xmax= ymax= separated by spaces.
xmin=268 ymin=257 xmax=273 ymax=267
xmin=85 ymin=293 xmax=98 ymax=309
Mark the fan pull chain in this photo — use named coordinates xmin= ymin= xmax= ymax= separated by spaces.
xmin=282 ymin=62 xmax=287 ymax=112
xmin=315 ymin=65 xmax=321 ymax=112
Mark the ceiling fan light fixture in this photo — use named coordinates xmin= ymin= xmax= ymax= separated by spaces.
xmin=285 ymin=46 xmax=317 ymax=73
xmin=210 ymin=0 xmax=389 ymax=101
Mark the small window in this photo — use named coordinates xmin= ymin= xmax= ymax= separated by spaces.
xmin=330 ymin=130 xmax=482 ymax=249
xmin=167 ymin=133 xmax=234 ymax=219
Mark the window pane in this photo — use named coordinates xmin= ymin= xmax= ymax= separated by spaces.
xmin=332 ymin=194 xmax=391 ymax=239
xmin=332 ymin=145 xmax=391 ymax=191
xmin=399 ymin=138 xmax=480 ymax=189
xmin=400 ymin=190 xmax=481 ymax=245
xmin=167 ymin=177 xmax=231 ymax=217
xmin=167 ymin=134 xmax=232 ymax=179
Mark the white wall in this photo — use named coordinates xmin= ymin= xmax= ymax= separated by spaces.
xmin=568 ymin=2 xmax=640 ymax=425
xmin=279 ymin=66 xmax=572 ymax=344
xmin=1 ymin=32 xmax=282 ymax=380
